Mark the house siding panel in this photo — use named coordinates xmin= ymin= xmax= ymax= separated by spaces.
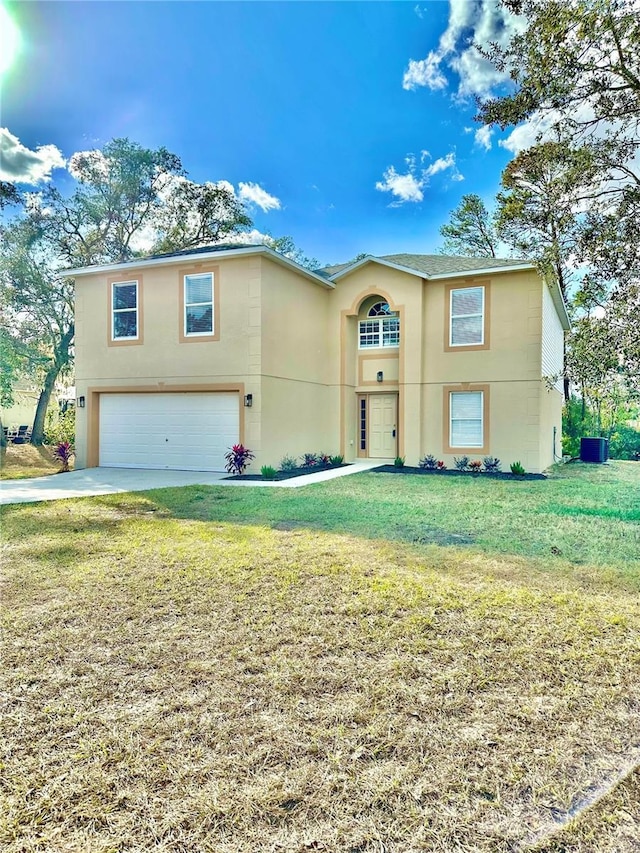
xmin=542 ymin=284 xmax=565 ymax=391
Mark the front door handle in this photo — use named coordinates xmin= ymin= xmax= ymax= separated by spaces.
xmin=392 ymin=429 xmax=396 ymax=438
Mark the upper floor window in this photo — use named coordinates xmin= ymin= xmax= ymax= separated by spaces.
xmin=359 ymin=301 xmax=400 ymax=349
xmin=112 ymin=281 xmax=138 ymax=340
xmin=450 ymin=286 xmax=484 ymax=347
xmin=184 ymin=273 xmax=213 ymax=336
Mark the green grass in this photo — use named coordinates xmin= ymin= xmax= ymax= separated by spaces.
xmin=1 ymin=461 xmax=639 ymax=851
xmin=143 ymin=461 xmax=640 ymax=585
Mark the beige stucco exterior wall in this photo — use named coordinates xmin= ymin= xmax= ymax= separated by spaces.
xmin=73 ymin=253 xmax=335 ymax=471
xmin=539 ymin=387 xmax=563 ymax=470
xmin=74 ymin=255 xmax=263 ymax=469
xmin=327 ymin=264 xmax=425 ymax=461
xmin=329 ymin=264 xmax=557 ymax=472
xmin=258 ymin=261 xmax=335 ymax=465
xmin=73 ymin=251 xmax=564 ymax=475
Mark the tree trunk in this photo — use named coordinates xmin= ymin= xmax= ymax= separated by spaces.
xmin=30 ymin=367 xmax=59 ymax=446
xmin=30 ymin=325 xmax=74 ymax=446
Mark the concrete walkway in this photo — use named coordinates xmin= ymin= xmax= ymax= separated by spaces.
xmin=0 ymin=461 xmax=384 ymax=506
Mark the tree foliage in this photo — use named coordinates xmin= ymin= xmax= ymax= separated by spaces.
xmin=495 ymin=141 xmax=594 ymax=300
xmin=478 ymin=0 xmax=640 ymax=143
xmin=265 ymin=234 xmax=320 ymax=271
xmin=1 ymin=209 xmax=75 ymax=444
xmin=439 ymin=194 xmax=500 ymax=258
xmin=473 ymin=0 xmax=640 ymax=428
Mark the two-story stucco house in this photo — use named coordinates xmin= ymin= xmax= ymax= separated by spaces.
xmin=66 ymin=244 xmax=569 ymax=474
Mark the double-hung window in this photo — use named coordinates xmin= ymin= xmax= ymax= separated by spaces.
xmin=450 ymin=286 xmax=484 ymax=347
xmin=111 ymin=281 xmax=138 ymax=340
xmin=359 ymin=301 xmax=400 ymax=349
xmin=184 ymin=273 xmax=214 ymax=336
xmin=450 ymin=391 xmax=484 ymax=448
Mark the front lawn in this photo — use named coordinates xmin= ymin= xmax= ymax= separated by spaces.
xmin=1 ymin=462 xmax=638 ymax=851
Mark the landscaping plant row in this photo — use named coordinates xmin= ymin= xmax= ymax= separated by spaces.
xmin=377 ymin=454 xmax=546 ymax=480
xmin=224 ymin=445 xmax=346 ymax=480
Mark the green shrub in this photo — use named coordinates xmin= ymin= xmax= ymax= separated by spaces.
xmin=261 ymin=465 xmax=278 ymax=480
xmin=394 ymin=456 xmax=405 ymax=468
xmin=279 ymin=455 xmax=298 ymax=473
xmin=510 ymin=461 xmax=526 ymax=476
xmin=562 ymin=433 xmax=581 ymax=458
xmin=330 ymin=454 xmax=344 ymax=466
xmin=44 ymin=408 xmax=75 ymax=446
xmin=483 ymin=456 xmax=501 ymax=473
xmin=453 ymin=456 xmax=470 ymax=471
xmin=609 ymin=424 xmax=640 ymax=460
xmin=419 ymin=454 xmax=437 ymax=470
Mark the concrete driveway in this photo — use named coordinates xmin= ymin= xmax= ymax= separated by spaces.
xmin=0 ymin=461 xmax=382 ymax=505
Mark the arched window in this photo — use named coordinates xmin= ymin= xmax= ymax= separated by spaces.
xmin=359 ymin=301 xmax=400 ymax=348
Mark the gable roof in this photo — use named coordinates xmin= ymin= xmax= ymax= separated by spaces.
xmin=62 ymin=243 xmax=335 ymax=289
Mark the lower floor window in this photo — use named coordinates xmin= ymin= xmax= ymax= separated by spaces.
xmin=450 ymin=391 xmax=483 ymax=448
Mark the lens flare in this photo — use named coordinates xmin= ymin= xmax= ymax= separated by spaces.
xmin=0 ymin=4 xmax=20 ymax=75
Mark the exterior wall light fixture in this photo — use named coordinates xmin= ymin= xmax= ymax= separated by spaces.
xmin=244 ymin=394 xmax=253 ymax=407
xmin=77 ymin=396 xmax=85 ymax=408
xmin=376 ymin=371 xmax=383 ymax=383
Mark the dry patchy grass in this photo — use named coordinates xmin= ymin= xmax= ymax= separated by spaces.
xmin=0 ymin=444 xmax=65 ymax=480
xmin=1 ymin=489 xmax=639 ymax=852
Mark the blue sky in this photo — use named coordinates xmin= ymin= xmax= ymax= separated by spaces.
xmin=1 ymin=1 xmax=530 ymax=266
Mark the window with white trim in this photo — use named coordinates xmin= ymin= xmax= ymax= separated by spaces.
xmin=359 ymin=301 xmax=399 ymax=348
xmin=112 ymin=281 xmax=138 ymax=340
xmin=450 ymin=286 xmax=484 ymax=346
xmin=450 ymin=391 xmax=483 ymax=448
xmin=184 ymin=273 xmax=213 ymax=336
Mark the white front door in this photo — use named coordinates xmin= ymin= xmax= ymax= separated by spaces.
xmin=99 ymin=392 xmax=239 ymax=471
xmin=368 ymin=394 xmax=397 ymax=458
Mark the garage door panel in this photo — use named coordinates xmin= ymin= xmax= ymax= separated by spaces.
xmin=99 ymin=392 xmax=239 ymax=471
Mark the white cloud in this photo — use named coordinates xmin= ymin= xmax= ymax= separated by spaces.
xmin=0 ymin=128 xmax=66 ymax=184
xmin=238 ymin=181 xmax=281 ymax=212
xmin=376 ymin=166 xmax=425 ymax=203
xmin=403 ymin=53 xmax=447 ymax=91
xmin=403 ymin=0 xmax=527 ymax=100
xmin=424 ymin=152 xmax=456 ymax=177
xmin=376 ymin=151 xmax=461 ymax=205
xmin=221 ymin=227 xmax=274 ymax=246
xmin=474 ymin=126 xmax=493 ymax=150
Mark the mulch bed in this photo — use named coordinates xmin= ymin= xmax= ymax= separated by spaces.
xmin=225 ymin=463 xmax=351 ymax=481
xmin=372 ymin=464 xmax=547 ymax=481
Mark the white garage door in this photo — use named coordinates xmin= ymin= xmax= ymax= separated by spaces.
xmin=99 ymin=392 xmax=239 ymax=471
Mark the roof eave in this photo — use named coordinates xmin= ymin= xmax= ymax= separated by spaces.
xmin=61 ymin=245 xmax=335 ymax=289
xmin=546 ymin=279 xmax=572 ymax=331
xmin=328 ymin=256 xmax=428 ymax=282
xmin=329 ymin=256 xmax=539 ymax=283
xmin=427 ymin=262 xmax=536 ymax=280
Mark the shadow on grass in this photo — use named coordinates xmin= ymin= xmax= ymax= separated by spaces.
xmin=2 ymin=465 xmax=638 ymax=592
